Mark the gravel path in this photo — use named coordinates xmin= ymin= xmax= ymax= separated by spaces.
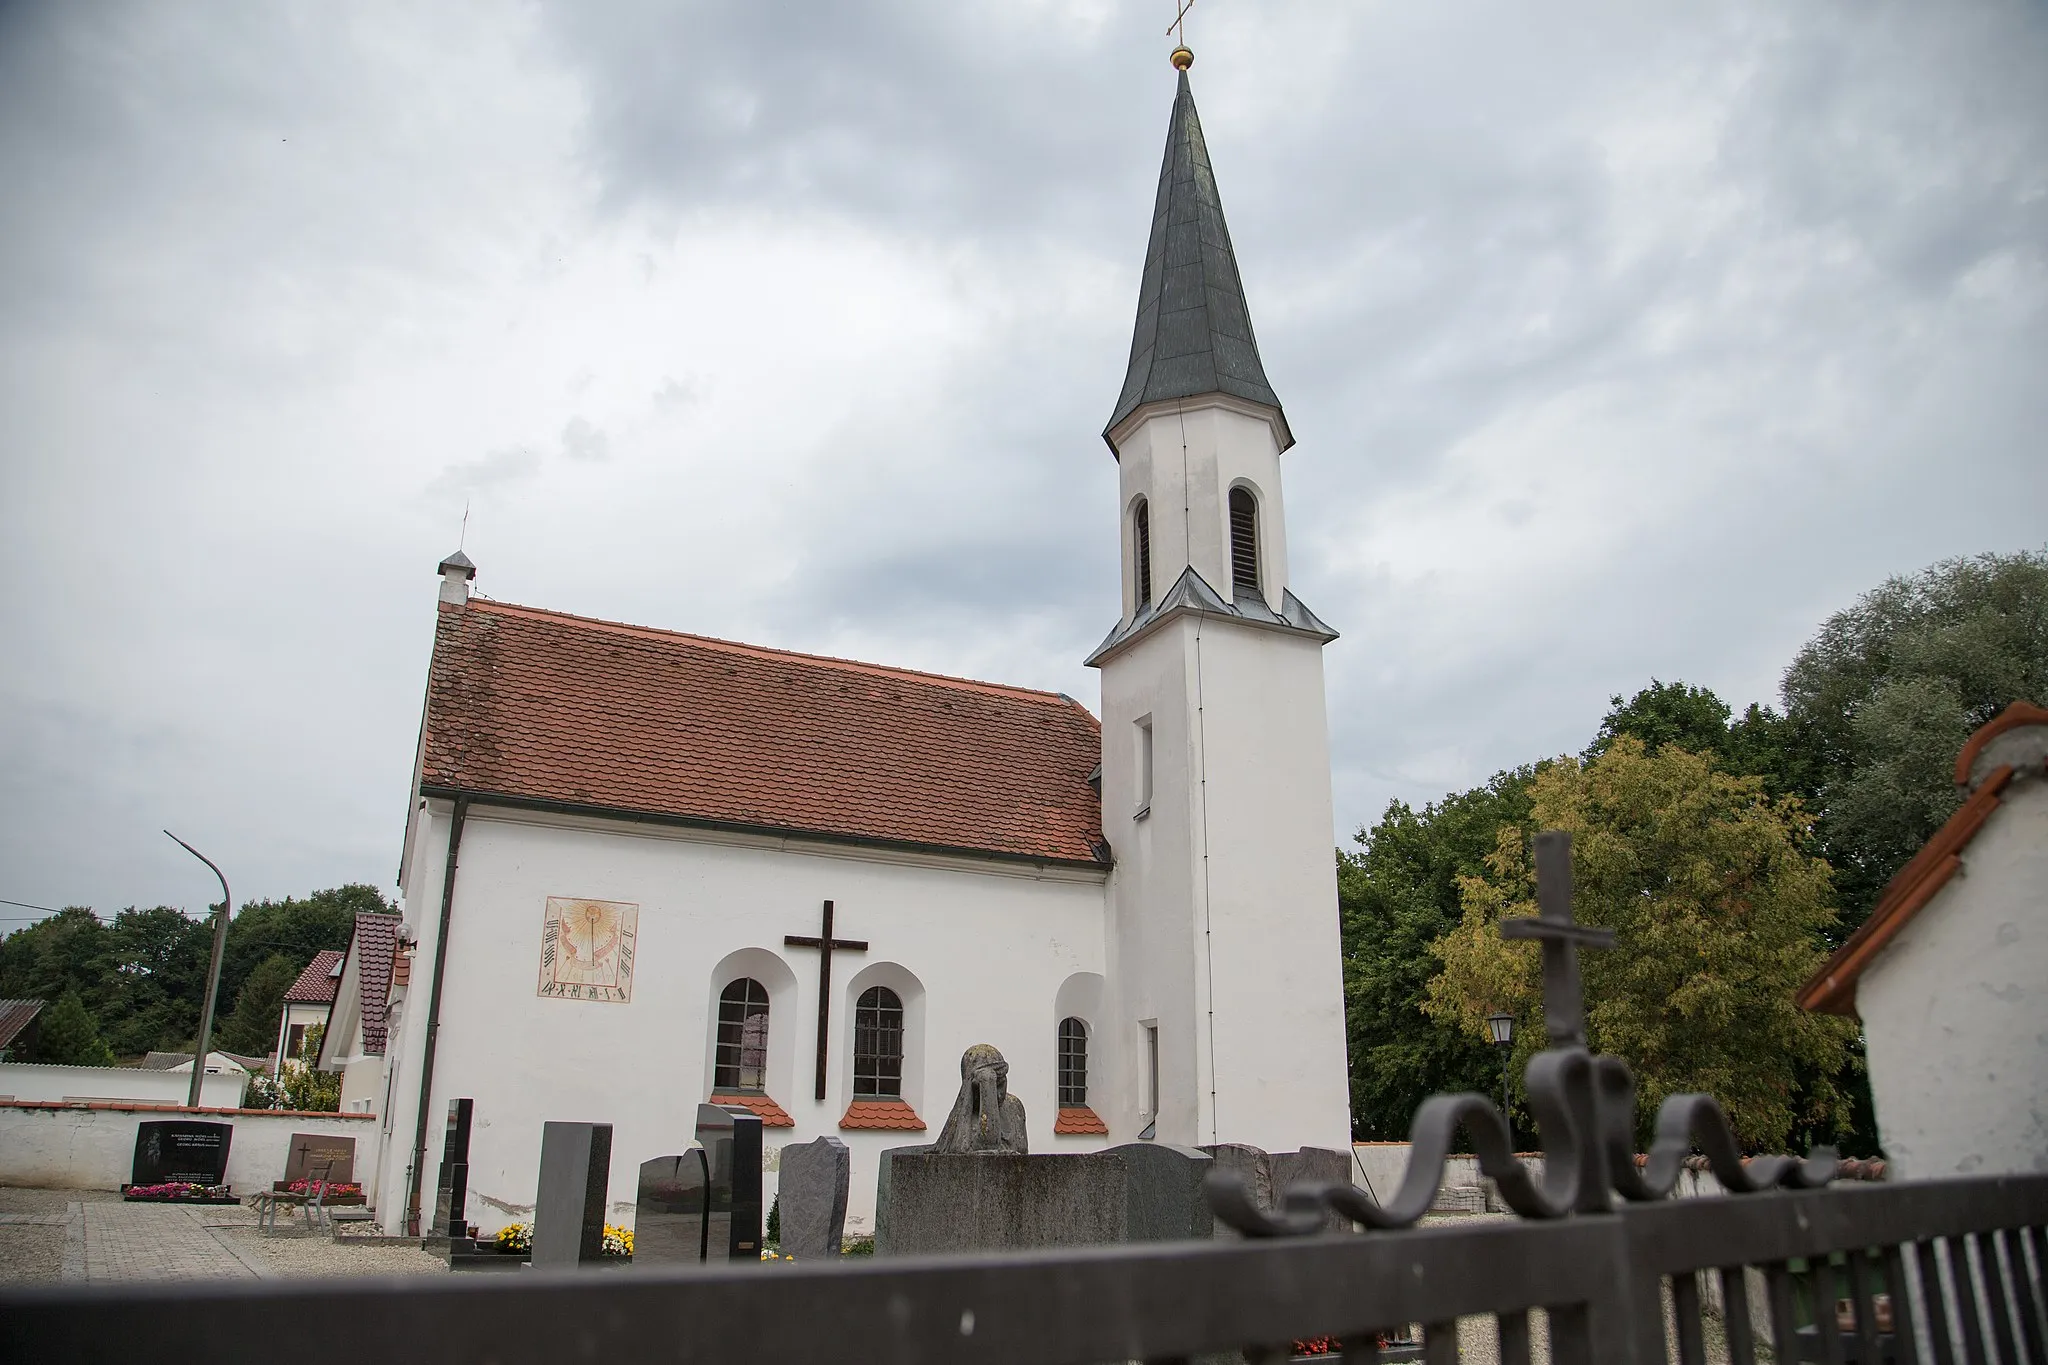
xmin=0 ymin=1187 xmax=445 ymax=1283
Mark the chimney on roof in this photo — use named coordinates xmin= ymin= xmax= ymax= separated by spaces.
xmin=438 ymin=550 xmax=475 ymax=605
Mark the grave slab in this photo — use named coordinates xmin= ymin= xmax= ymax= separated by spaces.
xmin=532 ymin=1121 xmax=612 ymax=1268
xmin=776 ymin=1135 xmax=849 ymax=1259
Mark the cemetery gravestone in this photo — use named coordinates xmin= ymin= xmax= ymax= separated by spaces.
xmin=634 ymin=1150 xmax=711 ymax=1266
xmin=280 ymin=1133 xmax=356 ymax=1190
xmin=1202 ymin=1143 xmax=1353 ymax=1236
xmin=532 ymin=1121 xmax=613 ymax=1269
xmin=131 ymin=1120 xmax=233 ymax=1189
xmin=432 ymin=1098 xmax=474 ymax=1239
xmin=695 ymin=1102 xmax=763 ymax=1260
xmin=878 ymin=1143 xmax=1215 ymax=1255
xmin=776 ymin=1135 xmax=849 ymax=1259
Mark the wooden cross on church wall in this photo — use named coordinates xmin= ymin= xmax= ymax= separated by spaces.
xmin=784 ymin=901 xmax=867 ymax=1102
xmin=1499 ymin=831 xmax=1616 ymax=1048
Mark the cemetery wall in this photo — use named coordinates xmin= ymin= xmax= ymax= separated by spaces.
xmin=381 ymin=803 xmax=1110 ymax=1237
xmin=0 ymin=1102 xmax=374 ymax=1190
xmin=0 ymin=1062 xmax=247 ymax=1108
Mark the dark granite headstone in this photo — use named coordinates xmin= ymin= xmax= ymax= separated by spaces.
xmin=131 ymin=1121 xmax=232 ymax=1187
xmin=634 ymin=1150 xmax=711 ymax=1265
xmin=532 ymin=1121 xmax=612 ymax=1268
xmin=777 ymin=1135 xmax=850 ymax=1259
xmin=1202 ymin=1143 xmax=1354 ymax=1236
xmin=876 ymin=1143 xmax=1214 ymax=1255
xmin=695 ymin=1102 xmax=763 ymax=1260
xmin=432 ymin=1098 xmax=473 ymax=1239
xmin=281 ymin=1133 xmax=356 ymax=1187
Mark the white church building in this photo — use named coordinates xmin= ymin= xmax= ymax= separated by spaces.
xmin=344 ymin=64 xmax=1353 ymax=1237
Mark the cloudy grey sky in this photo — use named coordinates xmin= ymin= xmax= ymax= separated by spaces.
xmin=2 ymin=1 xmax=2043 ymax=922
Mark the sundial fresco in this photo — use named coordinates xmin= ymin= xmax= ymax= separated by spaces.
xmin=537 ymin=896 xmax=638 ymax=1003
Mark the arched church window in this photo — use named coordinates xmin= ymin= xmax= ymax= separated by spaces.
xmin=1057 ymin=1017 xmax=1088 ymax=1106
xmin=1133 ymin=499 xmax=1153 ymax=609
xmin=714 ymin=977 xmax=771 ymax=1092
xmin=1228 ymin=487 xmax=1260 ymax=595
xmin=853 ymin=986 xmax=905 ymax=1097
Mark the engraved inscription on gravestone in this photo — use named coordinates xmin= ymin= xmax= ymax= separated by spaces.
xmin=131 ymin=1120 xmax=233 ymax=1187
xmin=281 ymin=1133 xmax=356 ymax=1188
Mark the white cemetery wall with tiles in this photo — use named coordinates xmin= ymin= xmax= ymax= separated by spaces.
xmin=374 ymin=800 xmax=1110 ymax=1237
xmin=1857 ymin=778 xmax=2048 ymax=1181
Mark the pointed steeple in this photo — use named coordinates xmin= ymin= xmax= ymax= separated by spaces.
xmin=1104 ymin=68 xmax=1290 ymax=453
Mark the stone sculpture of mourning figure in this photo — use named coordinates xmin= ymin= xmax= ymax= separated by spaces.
xmin=935 ymin=1043 xmax=1029 ymax=1154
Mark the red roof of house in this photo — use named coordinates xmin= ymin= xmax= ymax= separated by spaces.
xmin=283 ymin=952 xmax=345 ymax=1005
xmin=418 ymin=598 xmax=1106 ymax=865
xmin=1799 ymin=701 xmax=2048 ymax=1016
xmin=0 ymin=999 xmax=44 ymax=1051
xmin=350 ymin=914 xmax=401 ymax=1055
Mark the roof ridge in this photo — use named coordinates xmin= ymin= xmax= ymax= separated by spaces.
xmin=461 ymin=598 xmax=1092 ymax=711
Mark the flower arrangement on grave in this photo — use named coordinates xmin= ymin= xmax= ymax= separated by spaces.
xmin=124 ymin=1181 xmax=233 ymax=1202
xmin=495 ymin=1223 xmax=532 ymax=1253
xmin=602 ymin=1224 xmax=633 ymax=1258
xmin=759 ymin=1248 xmax=794 ymax=1261
xmin=285 ymin=1179 xmax=362 ymax=1199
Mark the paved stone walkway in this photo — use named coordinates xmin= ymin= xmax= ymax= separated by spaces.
xmin=76 ymin=1202 xmax=270 ymax=1281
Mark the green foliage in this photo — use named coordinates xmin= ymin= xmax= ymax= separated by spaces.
xmin=1339 ymin=767 xmax=1536 ymax=1140
xmin=1782 ymin=549 xmax=2048 ymax=928
xmin=215 ymin=953 xmax=301 ymax=1056
xmin=219 ymin=884 xmax=391 ymax=1013
xmin=35 ymin=989 xmax=116 ymax=1067
xmin=840 ymin=1234 xmax=876 ymax=1256
xmin=244 ymin=1024 xmax=340 ymax=1112
xmin=1426 ymin=740 xmax=1854 ymax=1149
xmin=766 ymin=1194 xmax=781 ymax=1247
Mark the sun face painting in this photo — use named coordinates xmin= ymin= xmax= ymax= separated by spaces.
xmin=537 ymin=897 xmax=638 ymax=1003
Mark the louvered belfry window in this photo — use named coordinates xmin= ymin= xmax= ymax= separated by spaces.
xmin=854 ymin=985 xmax=905 ymax=1097
xmin=1057 ymin=1016 xmax=1088 ymax=1106
xmin=1229 ymin=487 xmax=1260 ymax=594
xmin=1134 ymin=500 xmax=1153 ymax=608
xmin=713 ymin=977 xmax=770 ymax=1092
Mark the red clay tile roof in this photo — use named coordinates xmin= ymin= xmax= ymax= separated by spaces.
xmin=350 ymin=914 xmax=401 ymax=1054
xmin=0 ymin=999 xmax=44 ymax=1051
xmin=1053 ymin=1105 xmax=1109 ymax=1136
xmin=419 ymin=599 xmax=1105 ymax=865
xmin=839 ymin=1099 xmax=926 ymax=1131
xmin=284 ymin=951 xmax=346 ymax=1005
xmin=1800 ymin=700 xmax=2048 ymax=1016
xmin=710 ymin=1093 xmax=795 ymax=1128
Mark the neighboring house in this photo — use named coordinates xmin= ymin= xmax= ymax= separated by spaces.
xmin=0 ymin=1059 xmax=246 ymax=1107
xmin=138 ymin=1050 xmax=266 ymax=1076
xmin=276 ymin=949 xmax=345 ymax=1073
xmin=1799 ymin=701 xmax=2048 ymax=1180
xmin=317 ymin=913 xmax=404 ymax=1118
xmin=0 ymin=999 xmax=44 ymax=1061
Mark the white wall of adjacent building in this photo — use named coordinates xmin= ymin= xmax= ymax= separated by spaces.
xmin=372 ymin=801 xmax=1111 ymax=1236
xmin=1858 ymin=777 xmax=2048 ymax=1180
xmin=0 ymin=1063 xmax=247 ymax=1108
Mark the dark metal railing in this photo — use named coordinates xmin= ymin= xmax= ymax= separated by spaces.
xmin=3 ymin=1174 xmax=2043 ymax=1365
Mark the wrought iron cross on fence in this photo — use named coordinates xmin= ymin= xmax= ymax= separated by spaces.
xmin=1207 ymin=829 xmax=1840 ymax=1237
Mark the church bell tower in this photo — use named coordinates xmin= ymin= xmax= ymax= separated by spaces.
xmin=1088 ymin=52 xmax=1352 ymax=1153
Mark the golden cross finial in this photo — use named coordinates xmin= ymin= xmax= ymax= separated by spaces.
xmin=1168 ymin=0 xmax=1193 ymax=47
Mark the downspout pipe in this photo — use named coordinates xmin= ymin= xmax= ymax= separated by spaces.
xmin=406 ymin=792 xmax=469 ymax=1236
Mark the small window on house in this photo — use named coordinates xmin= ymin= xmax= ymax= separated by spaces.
xmin=853 ymin=986 xmax=905 ymax=1097
xmin=1228 ymin=486 xmax=1259 ymax=595
xmin=714 ymin=977 xmax=771 ymax=1092
xmin=1057 ymin=1017 xmax=1088 ymax=1106
xmin=286 ymin=1023 xmax=308 ymax=1061
xmin=1133 ymin=499 xmax=1153 ymax=609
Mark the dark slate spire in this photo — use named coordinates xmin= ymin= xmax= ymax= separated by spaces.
xmin=1104 ymin=69 xmax=1289 ymax=452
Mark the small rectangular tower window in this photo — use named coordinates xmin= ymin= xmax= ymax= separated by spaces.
xmin=1134 ymin=500 xmax=1153 ymax=609
xmin=1143 ymin=1021 xmax=1160 ymax=1125
xmin=1135 ymin=715 xmax=1153 ymax=818
xmin=1228 ymin=486 xmax=1260 ymax=595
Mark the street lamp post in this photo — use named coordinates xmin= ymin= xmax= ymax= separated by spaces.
xmin=1486 ymin=1011 xmax=1515 ymax=1145
xmin=165 ymin=831 xmax=232 ymax=1111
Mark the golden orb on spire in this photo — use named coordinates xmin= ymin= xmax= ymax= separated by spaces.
xmin=1170 ymin=45 xmax=1194 ymax=71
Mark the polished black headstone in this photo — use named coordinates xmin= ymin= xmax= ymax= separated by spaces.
xmin=633 ymin=1150 xmax=710 ymax=1265
xmin=131 ymin=1120 xmax=233 ymax=1187
xmin=432 ymin=1098 xmax=474 ymax=1238
xmin=532 ymin=1120 xmax=612 ymax=1268
xmin=694 ymin=1102 xmax=763 ymax=1260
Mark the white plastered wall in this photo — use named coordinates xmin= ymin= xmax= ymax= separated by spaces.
xmin=372 ymin=802 xmax=1110 ymax=1237
xmin=1858 ymin=778 xmax=2048 ymax=1180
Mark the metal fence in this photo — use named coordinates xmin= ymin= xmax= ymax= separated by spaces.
xmin=1 ymin=1172 xmax=2044 ymax=1364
